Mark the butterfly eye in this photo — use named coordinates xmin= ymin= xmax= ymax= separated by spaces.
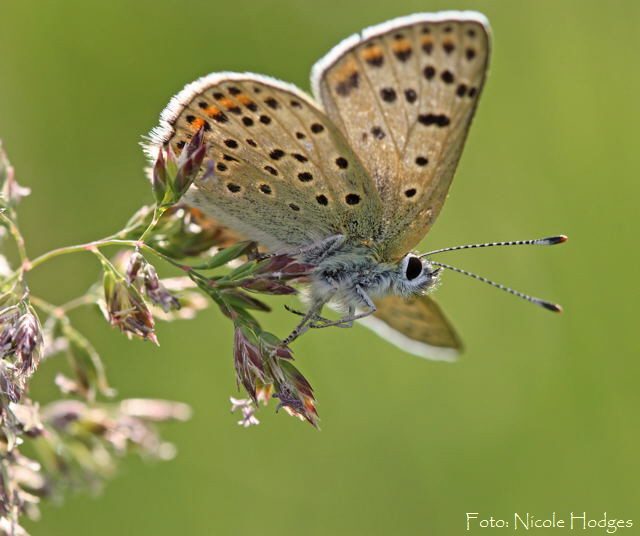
xmin=405 ymin=256 xmax=423 ymax=281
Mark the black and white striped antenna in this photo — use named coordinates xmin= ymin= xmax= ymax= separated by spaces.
xmin=420 ymin=235 xmax=567 ymax=257
xmin=421 ymin=235 xmax=567 ymax=312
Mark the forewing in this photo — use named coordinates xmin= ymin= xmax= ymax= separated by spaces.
xmin=146 ymin=73 xmax=383 ymax=253
xmin=358 ymin=294 xmax=462 ymax=361
xmin=312 ymin=12 xmax=490 ymax=259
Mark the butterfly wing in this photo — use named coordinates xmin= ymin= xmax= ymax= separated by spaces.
xmin=312 ymin=12 xmax=491 ymax=260
xmin=358 ymin=294 xmax=462 ymax=361
xmin=146 ymin=73 xmax=383 ymax=253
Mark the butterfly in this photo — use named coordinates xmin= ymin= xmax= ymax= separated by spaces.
xmin=145 ymin=11 xmax=564 ymax=361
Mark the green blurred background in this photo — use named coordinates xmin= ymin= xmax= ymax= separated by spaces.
xmin=1 ymin=0 xmax=638 ymax=534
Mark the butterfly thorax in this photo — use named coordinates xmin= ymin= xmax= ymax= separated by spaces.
xmin=305 ymin=243 xmax=438 ymax=310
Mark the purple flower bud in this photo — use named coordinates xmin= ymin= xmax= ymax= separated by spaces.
xmin=171 ymin=127 xmax=207 ymax=200
xmin=143 ymin=263 xmax=160 ymax=290
xmin=103 ymin=270 xmax=158 ymax=344
xmin=143 ymin=265 xmax=180 ymax=313
xmin=125 ymin=251 xmax=145 ymax=285
xmin=233 ymin=327 xmax=266 ymax=400
xmin=185 ymin=126 xmax=205 ymax=159
xmin=239 ymin=278 xmax=296 ymax=295
xmin=0 ymin=323 xmax=15 ymax=353
xmin=152 ymin=148 xmax=168 ymax=204
xmin=14 ymin=310 xmax=43 ymax=375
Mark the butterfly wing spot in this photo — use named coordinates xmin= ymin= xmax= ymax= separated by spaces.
xmin=404 ymin=188 xmax=417 ymax=198
xmin=415 ymin=156 xmax=428 ymax=166
xmin=259 ymin=115 xmax=272 ymax=124
xmin=297 ymin=172 xmax=313 ymax=182
xmin=335 ymin=157 xmax=348 ymax=169
xmin=371 ymin=126 xmax=386 ymax=139
xmin=418 ymin=113 xmax=450 ymax=127
xmin=465 ymin=48 xmax=476 ymax=60
xmin=295 ymin=131 xmax=306 ymax=139
xmin=380 ymin=87 xmax=397 ymax=103
xmin=226 ymin=183 xmax=241 ymax=193
xmin=258 ymin=184 xmax=272 ymax=195
xmin=422 ymin=37 xmax=434 ymax=54
xmin=224 ymin=139 xmax=238 ymax=148
xmin=345 ymin=193 xmax=361 ymax=205
xmin=242 ymin=117 xmax=254 ymax=126
xmin=292 ymin=153 xmax=308 ymax=163
xmin=443 ymin=40 xmax=455 ymax=54
xmin=246 ymin=138 xmax=257 ymax=147
xmin=288 ymin=203 xmax=300 ymax=211
xmin=310 ymin=123 xmax=324 ymax=133
xmin=441 ymin=70 xmax=455 ymax=84
xmin=404 ymin=89 xmax=417 ymax=103
xmin=335 ymin=71 xmax=360 ymax=97
xmin=216 ymin=163 xmax=228 ymax=172
xmin=264 ymin=97 xmax=279 ymax=109
xmin=263 ymin=165 xmax=278 ymax=176
xmin=269 ymin=149 xmax=285 ymax=160
xmin=423 ymin=66 xmax=436 ymax=80
xmin=334 ymin=59 xmax=360 ymax=96
xmin=456 ymin=84 xmax=468 ymax=97
xmin=316 ymin=194 xmax=329 ymax=205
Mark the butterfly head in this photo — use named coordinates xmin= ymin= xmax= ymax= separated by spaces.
xmin=394 ymin=253 xmax=441 ymax=296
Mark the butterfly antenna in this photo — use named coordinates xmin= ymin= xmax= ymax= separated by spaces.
xmin=420 ymin=235 xmax=567 ymax=257
xmin=428 ymin=260 xmax=563 ymax=313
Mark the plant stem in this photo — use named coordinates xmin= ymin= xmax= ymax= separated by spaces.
xmin=30 ymin=295 xmax=65 ymax=319
xmin=138 ymin=206 xmax=167 ymax=243
xmin=59 ymin=294 xmax=97 ymax=313
xmin=0 ymin=211 xmax=28 ymax=264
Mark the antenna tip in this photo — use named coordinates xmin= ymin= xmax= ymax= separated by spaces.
xmin=538 ymin=235 xmax=568 ymax=245
xmin=541 ymin=301 xmax=563 ymax=313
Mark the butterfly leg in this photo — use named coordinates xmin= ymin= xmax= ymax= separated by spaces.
xmin=284 ymin=305 xmax=334 ymax=324
xmin=281 ymin=300 xmax=328 ymax=345
xmin=310 ymin=286 xmax=377 ymax=329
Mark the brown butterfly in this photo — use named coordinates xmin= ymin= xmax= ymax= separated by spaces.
xmin=146 ymin=12 xmax=565 ymax=360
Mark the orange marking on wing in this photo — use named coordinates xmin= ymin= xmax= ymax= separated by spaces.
xmin=236 ymin=94 xmax=254 ymax=106
xmin=392 ymin=39 xmax=411 ymax=53
xmin=421 ymin=37 xmax=433 ymax=47
xmin=362 ymin=45 xmax=384 ymax=61
xmin=190 ymin=117 xmax=205 ymax=130
xmin=335 ymin=59 xmax=358 ymax=82
xmin=204 ymin=105 xmax=221 ymax=117
xmin=220 ymin=98 xmax=237 ymax=109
